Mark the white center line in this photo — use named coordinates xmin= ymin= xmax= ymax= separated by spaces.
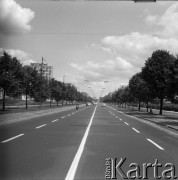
xmin=1 ymin=134 xmax=24 ymax=143
xmin=61 ymin=116 xmax=65 ymax=119
xmin=132 ymin=128 xmax=140 ymax=133
xmin=52 ymin=119 xmax=58 ymax=122
xmin=68 ymin=114 xmax=71 ymax=116
xmin=119 ymin=118 xmax=122 ymax=121
xmin=36 ymin=124 xmax=46 ymax=129
xmin=65 ymin=105 xmax=97 ymax=180
xmin=147 ymin=138 xmax=164 ymax=150
xmin=124 ymin=122 xmax=129 ymax=125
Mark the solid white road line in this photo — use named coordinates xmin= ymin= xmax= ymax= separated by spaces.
xmin=124 ymin=122 xmax=129 ymax=125
xmin=36 ymin=124 xmax=46 ymax=129
xmin=132 ymin=128 xmax=140 ymax=133
xmin=147 ymin=138 xmax=164 ymax=150
xmin=65 ymin=105 xmax=97 ymax=180
xmin=52 ymin=119 xmax=58 ymax=122
xmin=1 ymin=134 xmax=24 ymax=143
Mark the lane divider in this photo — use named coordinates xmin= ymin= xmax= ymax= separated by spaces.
xmin=65 ymin=105 xmax=97 ymax=180
xmin=147 ymin=138 xmax=164 ymax=150
xmin=1 ymin=134 xmax=24 ymax=143
xmin=132 ymin=127 xmax=140 ymax=133
xmin=35 ymin=124 xmax=46 ymax=129
xmin=124 ymin=122 xmax=129 ymax=125
xmin=52 ymin=119 xmax=58 ymax=122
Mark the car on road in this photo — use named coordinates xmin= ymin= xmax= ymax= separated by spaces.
xmin=102 ymin=103 xmax=106 ymax=107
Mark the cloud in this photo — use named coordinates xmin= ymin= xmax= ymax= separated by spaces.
xmin=101 ymin=33 xmax=178 ymax=68
xmin=145 ymin=2 xmax=178 ymax=36
xmin=70 ymin=57 xmax=136 ymax=83
xmin=4 ymin=49 xmax=36 ymax=65
xmin=0 ymin=0 xmax=35 ymax=35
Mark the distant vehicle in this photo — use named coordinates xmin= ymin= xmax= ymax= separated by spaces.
xmin=86 ymin=102 xmax=91 ymax=106
xmin=102 ymin=103 xmax=106 ymax=107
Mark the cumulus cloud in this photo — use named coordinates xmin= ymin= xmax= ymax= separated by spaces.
xmin=4 ymin=49 xmax=36 ymax=65
xmin=145 ymin=2 xmax=178 ymax=36
xmin=70 ymin=57 xmax=136 ymax=83
xmin=101 ymin=33 xmax=178 ymax=67
xmin=0 ymin=0 xmax=35 ymax=35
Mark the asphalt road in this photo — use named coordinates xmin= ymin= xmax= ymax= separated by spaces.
xmin=0 ymin=104 xmax=178 ymax=180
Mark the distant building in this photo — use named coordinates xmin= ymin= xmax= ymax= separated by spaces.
xmin=30 ymin=63 xmax=53 ymax=80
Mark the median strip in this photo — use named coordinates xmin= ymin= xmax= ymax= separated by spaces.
xmin=1 ymin=134 xmax=24 ymax=143
xmin=35 ymin=124 xmax=46 ymax=129
xmin=147 ymin=138 xmax=164 ymax=150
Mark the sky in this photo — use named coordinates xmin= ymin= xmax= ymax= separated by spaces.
xmin=0 ymin=0 xmax=178 ymax=98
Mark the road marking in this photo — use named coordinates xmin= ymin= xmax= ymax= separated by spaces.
xmin=119 ymin=118 xmax=122 ymax=121
xmin=124 ymin=122 xmax=129 ymax=125
xmin=36 ymin=124 xmax=46 ymax=129
xmin=116 ymin=116 xmax=118 ymax=118
xmin=61 ymin=116 xmax=65 ymax=119
xmin=52 ymin=119 xmax=58 ymax=122
xmin=65 ymin=105 xmax=97 ymax=180
xmin=147 ymin=138 xmax=164 ymax=150
xmin=1 ymin=134 xmax=24 ymax=143
xmin=132 ymin=128 xmax=140 ymax=133
xmin=68 ymin=114 xmax=71 ymax=116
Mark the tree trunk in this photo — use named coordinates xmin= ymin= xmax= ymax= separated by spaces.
xmin=25 ymin=93 xmax=28 ymax=109
xmin=138 ymin=101 xmax=141 ymax=111
xmin=146 ymin=101 xmax=149 ymax=112
xmin=2 ymin=87 xmax=6 ymax=111
xmin=62 ymin=100 xmax=64 ymax=106
xmin=57 ymin=101 xmax=58 ymax=106
xmin=159 ymin=98 xmax=163 ymax=115
xmin=50 ymin=98 xmax=51 ymax=107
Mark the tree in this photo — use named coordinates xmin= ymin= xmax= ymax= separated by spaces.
xmin=0 ymin=52 xmax=23 ymax=111
xmin=51 ymin=80 xmax=63 ymax=106
xmin=21 ymin=66 xmax=39 ymax=109
xmin=129 ymin=72 xmax=154 ymax=111
xmin=32 ymin=74 xmax=50 ymax=103
xmin=142 ymin=50 xmax=176 ymax=115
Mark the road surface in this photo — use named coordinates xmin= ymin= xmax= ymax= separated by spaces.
xmin=0 ymin=104 xmax=178 ymax=180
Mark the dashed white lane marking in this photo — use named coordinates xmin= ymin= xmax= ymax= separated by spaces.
xmin=36 ymin=124 xmax=46 ymax=129
xmin=132 ymin=128 xmax=140 ymax=133
xmin=116 ymin=116 xmax=118 ymax=118
xmin=61 ymin=116 xmax=65 ymax=119
xmin=147 ymin=138 xmax=164 ymax=150
xmin=1 ymin=134 xmax=24 ymax=143
xmin=67 ymin=114 xmax=71 ymax=116
xmin=65 ymin=105 xmax=97 ymax=180
xmin=119 ymin=118 xmax=122 ymax=121
xmin=124 ymin=122 xmax=129 ymax=125
xmin=52 ymin=119 xmax=58 ymax=122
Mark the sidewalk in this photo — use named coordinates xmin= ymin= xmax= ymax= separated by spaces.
xmin=0 ymin=104 xmax=85 ymax=126
xmin=113 ymin=105 xmax=178 ymax=132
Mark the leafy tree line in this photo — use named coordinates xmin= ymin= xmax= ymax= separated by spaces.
xmin=103 ymin=50 xmax=178 ymax=115
xmin=0 ymin=51 xmax=92 ymax=111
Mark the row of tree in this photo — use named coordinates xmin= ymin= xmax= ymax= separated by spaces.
xmin=0 ymin=51 xmax=92 ymax=111
xmin=103 ymin=50 xmax=178 ymax=115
